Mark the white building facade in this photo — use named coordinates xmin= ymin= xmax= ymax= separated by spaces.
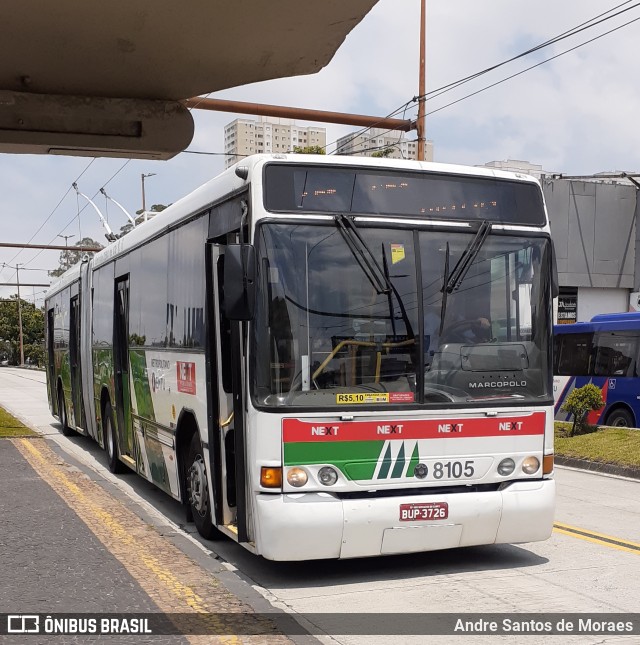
xmin=335 ymin=128 xmax=433 ymax=161
xmin=224 ymin=117 xmax=326 ymax=168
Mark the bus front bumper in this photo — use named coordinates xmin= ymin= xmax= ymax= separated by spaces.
xmin=253 ymin=479 xmax=555 ymax=561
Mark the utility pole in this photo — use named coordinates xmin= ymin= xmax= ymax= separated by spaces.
xmin=417 ymin=0 xmax=427 ymax=161
xmin=141 ymin=173 xmax=156 ymax=221
xmin=58 ymin=234 xmax=74 ymax=273
xmin=1 ymin=262 xmax=25 ymax=366
xmin=4 ymin=262 xmax=27 ymax=367
xmin=16 ymin=264 xmax=24 ymax=367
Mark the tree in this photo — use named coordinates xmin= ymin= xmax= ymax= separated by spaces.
xmin=135 ymin=203 xmax=168 ymax=216
xmin=292 ymin=145 xmax=325 ymax=155
xmin=371 ymin=147 xmax=395 ymax=158
xmin=49 ymin=237 xmax=103 ymax=277
xmin=0 ymin=297 xmax=45 ymax=366
xmin=560 ymin=383 xmax=605 ymax=436
xmin=120 ymin=203 xmax=170 ymax=237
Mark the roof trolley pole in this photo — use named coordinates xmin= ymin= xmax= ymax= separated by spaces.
xmin=100 ymin=188 xmax=137 ymax=229
xmin=72 ymin=183 xmax=117 ymax=243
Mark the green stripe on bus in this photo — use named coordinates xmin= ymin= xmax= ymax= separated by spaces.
xmin=407 ymin=443 xmax=419 ymax=478
xmin=284 ymin=440 xmax=384 ymax=481
xmin=284 ymin=440 xmax=383 ymax=465
xmin=390 ymin=442 xmax=406 ymax=479
xmin=377 ymin=443 xmax=393 ymax=479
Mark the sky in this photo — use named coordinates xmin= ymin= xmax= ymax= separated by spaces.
xmin=2 ymin=0 xmax=640 ymax=305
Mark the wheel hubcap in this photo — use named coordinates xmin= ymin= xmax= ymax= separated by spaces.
xmin=188 ymin=455 xmax=208 ymax=516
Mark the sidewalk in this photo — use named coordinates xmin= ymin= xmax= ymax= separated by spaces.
xmin=0 ymin=368 xmax=299 ymax=644
xmin=0 ymin=368 xmax=59 ymax=436
xmin=0 ymin=438 xmax=191 ymax=644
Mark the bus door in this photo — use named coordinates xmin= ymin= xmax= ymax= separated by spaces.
xmin=69 ymin=294 xmax=85 ymax=430
xmin=206 ymin=243 xmax=248 ymax=542
xmin=46 ymin=307 xmax=56 ymax=408
xmin=113 ymin=275 xmax=135 ymax=464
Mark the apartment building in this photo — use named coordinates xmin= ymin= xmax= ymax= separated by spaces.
xmin=224 ymin=117 xmax=327 ymax=168
xmin=335 ymin=128 xmax=433 ymax=161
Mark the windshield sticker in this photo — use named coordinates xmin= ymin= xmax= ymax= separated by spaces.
xmin=391 ymin=243 xmax=405 ymax=264
xmin=336 ymin=392 xmax=415 ymax=404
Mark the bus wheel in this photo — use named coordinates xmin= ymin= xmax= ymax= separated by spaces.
xmin=103 ymin=402 xmax=126 ymax=474
xmin=58 ymin=387 xmax=74 ymax=437
xmin=186 ymin=433 xmax=217 ymax=539
xmin=605 ymin=408 xmax=634 ymax=428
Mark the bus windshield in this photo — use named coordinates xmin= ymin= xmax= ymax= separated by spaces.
xmin=252 ymin=222 xmax=552 ymax=408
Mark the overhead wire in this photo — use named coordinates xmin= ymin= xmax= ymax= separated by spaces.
xmin=323 ymin=99 xmax=415 ymax=155
xmin=1 ymin=158 xmax=97 ymax=278
xmin=416 ymin=0 xmax=640 ymax=104
xmin=423 ymin=13 xmax=640 ymax=119
xmin=330 ymin=102 xmax=413 ymax=157
xmin=20 ymin=91 xmax=219 ymax=274
xmin=25 ymin=159 xmax=133 ymax=268
xmin=336 ymin=0 xmax=640 ymax=156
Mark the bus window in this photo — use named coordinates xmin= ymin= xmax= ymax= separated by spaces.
xmin=556 ymin=332 xmax=593 ymax=376
xmin=593 ymin=332 xmax=638 ymax=377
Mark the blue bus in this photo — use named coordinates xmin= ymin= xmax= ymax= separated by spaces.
xmin=554 ymin=312 xmax=640 ymax=428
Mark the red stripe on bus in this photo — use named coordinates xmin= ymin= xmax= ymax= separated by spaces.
xmin=282 ymin=412 xmax=546 ymax=443
xmin=586 ymin=380 xmax=608 ymax=425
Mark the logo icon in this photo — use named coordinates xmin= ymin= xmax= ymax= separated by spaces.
xmin=7 ymin=615 xmax=40 ymax=634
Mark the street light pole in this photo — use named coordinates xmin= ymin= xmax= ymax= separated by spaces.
xmin=141 ymin=173 xmax=156 ymax=222
xmin=15 ymin=264 xmax=24 ymax=367
xmin=58 ymin=234 xmax=74 ymax=247
xmin=2 ymin=261 xmax=26 ymax=366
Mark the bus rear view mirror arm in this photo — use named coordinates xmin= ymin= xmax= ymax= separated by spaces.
xmin=224 ymin=243 xmax=257 ymax=321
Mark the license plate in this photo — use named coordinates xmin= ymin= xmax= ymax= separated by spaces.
xmin=399 ymin=502 xmax=448 ymax=521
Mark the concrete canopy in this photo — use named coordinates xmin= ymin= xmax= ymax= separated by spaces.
xmin=0 ymin=0 xmax=378 ymax=159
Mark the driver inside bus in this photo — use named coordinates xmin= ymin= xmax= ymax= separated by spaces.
xmin=443 ymin=316 xmax=492 ymax=343
xmin=439 ymin=297 xmax=492 ymax=344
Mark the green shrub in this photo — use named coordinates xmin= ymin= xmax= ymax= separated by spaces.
xmin=560 ymin=383 xmax=605 ymax=437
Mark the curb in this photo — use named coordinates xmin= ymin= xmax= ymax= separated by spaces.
xmin=556 ymin=456 xmax=640 ymax=480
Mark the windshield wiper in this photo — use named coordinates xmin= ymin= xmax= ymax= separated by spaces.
xmin=335 ymin=214 xmax=390 ymax=295
xmin=381 ymin=243 xmax=414 ymax=339
xmin=439 ymin=241 xmax=451 ymax=336
xmin=335 ymin=214 xmax=414 ymax=339
xmin=443 ymin=220 xmax=492 ymax=294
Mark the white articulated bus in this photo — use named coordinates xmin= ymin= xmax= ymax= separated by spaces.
xmin=45 ymin=154 xmax=557 ymax=560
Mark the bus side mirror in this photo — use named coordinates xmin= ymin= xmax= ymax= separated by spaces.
xmin=223 ymin=244 xmax=256 ymax=321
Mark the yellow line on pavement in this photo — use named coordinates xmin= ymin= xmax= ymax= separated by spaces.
xmin=554 ymin=521 xmax=640 ymax=555
xmin=17 ymin=438 xmax=244 ymax=645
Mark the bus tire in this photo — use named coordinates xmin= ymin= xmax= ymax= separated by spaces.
xmin=58 ymin=386 xmax=74 ymax=437
xmin=103 ymin=401 xmax=126 ymax=474
xmin=186 ymin=433 xmax=219 ymax=540
xmin=604 ymin=407 xmax=634 ymax=428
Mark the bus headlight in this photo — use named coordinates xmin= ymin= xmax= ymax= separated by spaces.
xmin=318 ymin=466 xmax=338 ymax=486
xmin=286 ymin=467 xmax=308 ymax=488
xmin=522 ymin=456 xmax=540 ymax=474
xmin=497 ymin=458 xmax=515 ymax=476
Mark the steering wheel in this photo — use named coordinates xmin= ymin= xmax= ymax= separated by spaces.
xmin=440 ymin=318 xmax=491 ymax=344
